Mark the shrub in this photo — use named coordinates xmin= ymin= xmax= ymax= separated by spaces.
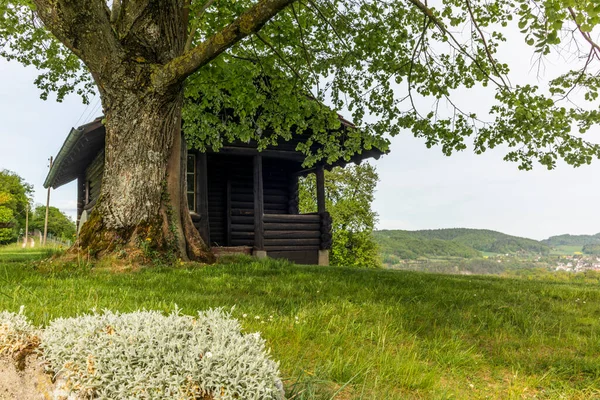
xmin=39 ymin=308 xmax=284 ymax=399
xmin=0 ymin=307 xmax=40 ymax=369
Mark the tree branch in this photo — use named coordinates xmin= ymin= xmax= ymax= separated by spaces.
xmin=406 ymin=0 xmax=505 ymax=89
xmin=155 ymin=0 xmax=297 ymax=89
xmin=255 ymin=31 xmax=313 ymax=95
xmin=32 ymin=0 xmax=120 ymax=69
xmin=465 ymin=0 xmax=510 ymax=88
xmin=184 ymin=0 xmax=217 ymax=52
xmin=568 ymin=7 xmax=600 ymax=59
xmin=111 ymin=0 xmax=121 ymax=23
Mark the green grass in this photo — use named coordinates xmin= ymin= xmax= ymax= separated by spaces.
xmin=1 ymin=249 xmax=600 ymax=399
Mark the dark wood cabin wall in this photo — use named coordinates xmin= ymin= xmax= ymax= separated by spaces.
xmin=227 ymin=156 xmax=254 ymax=247
xmin=205 ymin=155 xmax=301 ymax=247
xmin=229 ymin=158 xmax=300 ymax=247
xmin=263 ymin=158 xmax=293 ymax=215
xmin=206 ymin=155 xmax=228 ymax=246
xmin=84 ymin=150 xmax=104 ymax=209
xmin=76 ymin=174 xmax=85 ymax=224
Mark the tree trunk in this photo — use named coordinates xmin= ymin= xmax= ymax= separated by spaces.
xmin=78 ymin=79 xmax=213 ymax=263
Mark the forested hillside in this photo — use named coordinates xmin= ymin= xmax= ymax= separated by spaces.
xmin=413 ymin=229 xmax=550 ymax=254
xmin=542 ymin=233 xmax=600 ymax=247
xmin=582 ymin=244 xmax=600 ymax=255
xmin=374 ymin=230 xmax=481 ymax=261
xmin=376 ymin=228 xmax=550 ymax=262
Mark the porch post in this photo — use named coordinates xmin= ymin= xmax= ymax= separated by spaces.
xmin=316 ymin=164 xmax=326 ymax=213
xmin=253 ymin=155 xmax=266 ymax=258
xmin=316 ymin=164 xmax=329 ymax=266
xmin=196 ymin=152 xmax=210 ymax=245
xmin=288 ymin=173 xmax=299 ymax=214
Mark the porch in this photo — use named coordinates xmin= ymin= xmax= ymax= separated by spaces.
xmin=189 ymin=152 xmax=332 ymax=265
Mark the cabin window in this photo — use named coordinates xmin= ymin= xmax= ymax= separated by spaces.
xmin=187 ymin=154 xmax=196 ymax=212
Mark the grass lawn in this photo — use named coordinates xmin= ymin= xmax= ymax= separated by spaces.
xmin=1 ymin=247 xmax=599 ymax=399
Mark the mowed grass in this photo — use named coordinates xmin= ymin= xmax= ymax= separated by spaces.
xmin=1 ymin=249 xmax=599 ymax=399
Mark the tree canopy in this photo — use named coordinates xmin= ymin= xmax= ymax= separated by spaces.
xmin=2 ymin=0 xmax=600 ymax=169
xmin=0 ymin=170 xmax=32 ymax=244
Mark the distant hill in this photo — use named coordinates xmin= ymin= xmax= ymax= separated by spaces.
xmin=412 ymin=228 xmax=550 ymax=255
xmin=374 ymin=230 xmax=481 ymax=261
xmin=375 ymin=228 xmax=550 ymax=262
xmin=542 ymin=233 xmax=600 ymax=247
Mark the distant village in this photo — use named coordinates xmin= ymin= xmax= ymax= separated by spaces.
xmin=554 ymin=255 xmax=600 ymax=273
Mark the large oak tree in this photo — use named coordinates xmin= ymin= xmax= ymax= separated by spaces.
xmin=1 ymin=0 xmax=599 ymax=260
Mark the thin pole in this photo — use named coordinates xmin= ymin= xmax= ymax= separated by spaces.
xmin=43 ymin=156 xmax=53 ymax=246
xmin=24 ymin=199 xmax=29 ymax=247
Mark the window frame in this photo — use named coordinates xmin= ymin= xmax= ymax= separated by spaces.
xmin=187 ymin=154 xmax=196 ymax=213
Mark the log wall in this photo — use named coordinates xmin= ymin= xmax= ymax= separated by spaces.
xmin=84 ymin=150 xmax=104 ymax=211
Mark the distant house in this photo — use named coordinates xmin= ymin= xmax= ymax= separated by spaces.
xmin=44 ymin=117 xmax=385 ymax=265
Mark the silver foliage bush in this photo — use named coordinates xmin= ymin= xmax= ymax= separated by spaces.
xmin=41 ymin=308 xmax=284 ymax=400
xmin=0 ymin=307 xmax=39 ymax=359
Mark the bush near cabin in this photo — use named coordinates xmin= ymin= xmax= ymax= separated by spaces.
xmin=299 ymin=164 xmax=380 ymax=268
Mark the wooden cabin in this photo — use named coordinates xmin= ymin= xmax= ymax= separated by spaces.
xmin=44 ymin=117 xmax=385 ymax=265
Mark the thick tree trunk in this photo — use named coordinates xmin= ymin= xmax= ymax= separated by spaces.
xmin=78 ymin=80 xmax=213 ymax=262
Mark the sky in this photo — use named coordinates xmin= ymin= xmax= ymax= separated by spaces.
xmin=1 ymin=33 xmax=600 ymax=241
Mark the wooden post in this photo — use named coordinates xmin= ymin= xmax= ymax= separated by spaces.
xmin=316 ymin=164 xmax=329 ymax=265
xmin=253 ymin=155 xmax=265 ymax=254
xmin=316 ymin=164 xmax=326 ymax=214
xmin=23 ymin=199 xmax=29 ymax=248
xmin=226 ymin=179 xmax=232 ymax=246
xmin=196 ymin=152 xmax=210 ymax=245
xmin=43 ymin=156 xmax=53 ymax=246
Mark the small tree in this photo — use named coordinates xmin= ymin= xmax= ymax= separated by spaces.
xmin=0 ymin=171 xmax=33 ymax=244
xmin=0 ymin=192 xmax=15 ymax=244
xmin=300 ymin=164 xmax=380 ymax=268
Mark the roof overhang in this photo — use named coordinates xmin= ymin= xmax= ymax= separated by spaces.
xmin=44 ymin=114 xmax=387 ymax=189
xmin=44 ymin=118 xmax=105 ymax=189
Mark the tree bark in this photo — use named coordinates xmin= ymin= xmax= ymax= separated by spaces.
xmin=78 ymin=70 xmax=212 ymax=262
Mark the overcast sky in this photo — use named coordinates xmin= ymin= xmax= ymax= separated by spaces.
xmin=1 ymin=34 xmax=600 ymax=241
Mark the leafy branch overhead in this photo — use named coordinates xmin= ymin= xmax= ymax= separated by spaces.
xmin=2 ymin=0 xmax=600 ymax=169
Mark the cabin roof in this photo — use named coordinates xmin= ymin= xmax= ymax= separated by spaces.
xmin=44 ymin=117 xmax=106 ymax=189
xmin=44 ymin=116 xmax=387 ymax=190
